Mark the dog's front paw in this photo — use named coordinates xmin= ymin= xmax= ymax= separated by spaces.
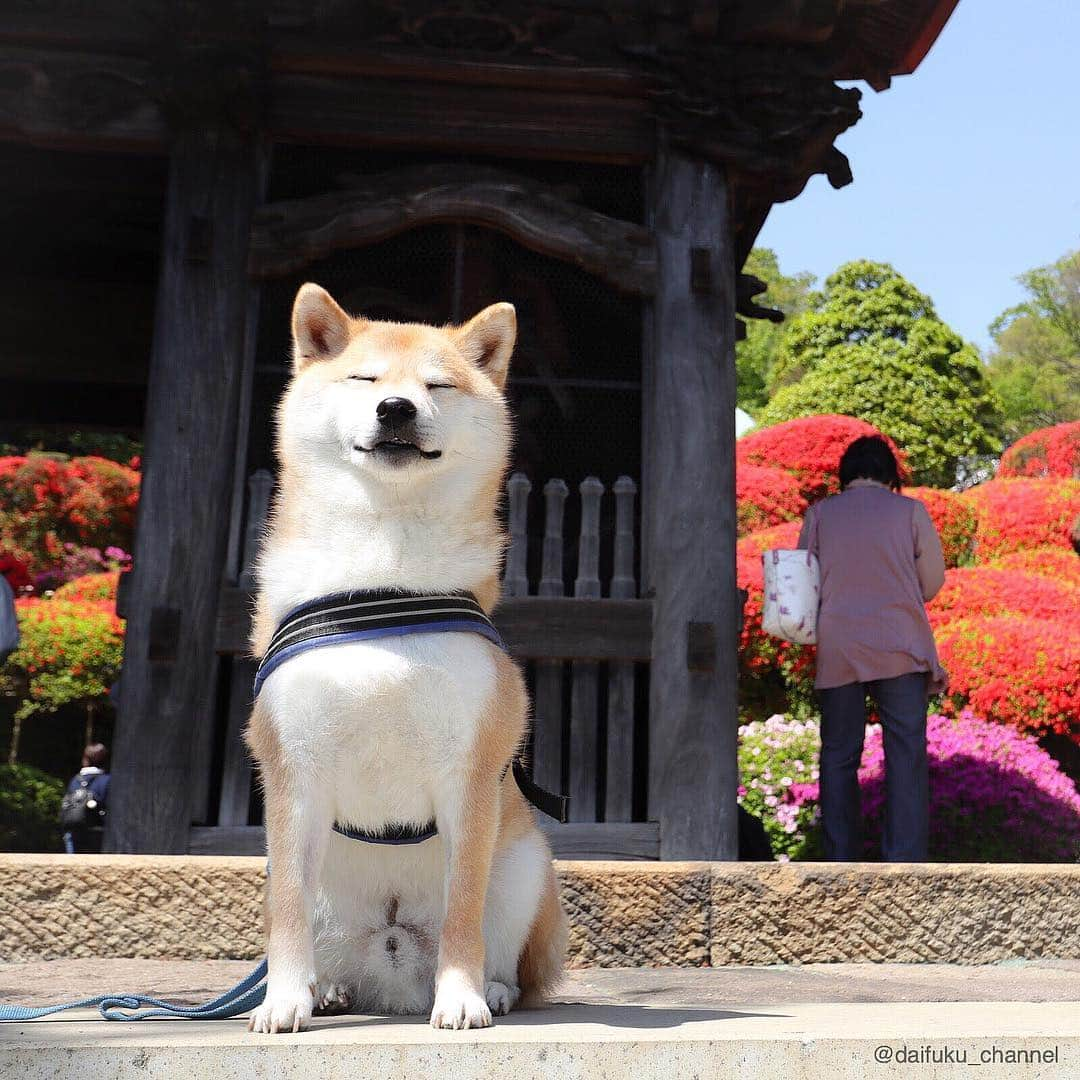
xmin=484 ymin=981 xmax=520 ymax=1017
xmin=430 ymin=973 xmax=492 ymax=1030
xmin=314 ymin=982 xmax=353 ymax=1016
xmin=248 ymin=991 xmax=314 ymax=1034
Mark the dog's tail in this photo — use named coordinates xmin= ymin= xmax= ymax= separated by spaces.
xmin=517 ymin=860 xmax=568 ymax=1006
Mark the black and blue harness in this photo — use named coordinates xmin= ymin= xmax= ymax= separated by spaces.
xmin=0 ymin=589 xmax=567 ymax=1023
xmin=257 ymin=588 xmax=568 ymax=842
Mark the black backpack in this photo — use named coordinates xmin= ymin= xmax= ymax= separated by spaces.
xmin=59 ymin=778 xmax=106 ymax=831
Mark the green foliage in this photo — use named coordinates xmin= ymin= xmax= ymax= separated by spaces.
xmin=0 ymin=763 xmax=63 ymax=852
xmin=0 ymin=428 xmax=141 ymax=465
xmin=986 ymin=250 xmax=1080 ymax=441
xmin=757 ymin=261 xmax=1004 ymax=486
xmin=4 ymin=597 xmax=124 ymax=723
xmin=736 ymin=248 xmax=816 ymax=413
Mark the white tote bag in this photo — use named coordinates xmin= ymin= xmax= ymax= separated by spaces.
xmin=761 ymin=548 xmax=820 ymax=645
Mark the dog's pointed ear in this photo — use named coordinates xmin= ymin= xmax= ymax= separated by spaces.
xmin=454 ymin=303 xmax=516 ymax=389
xmin=291 ymin=283 xmax=354 ymax=371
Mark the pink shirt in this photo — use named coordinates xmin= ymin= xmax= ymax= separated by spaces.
xmin=798 ymin=480 xmax=948 ymax=693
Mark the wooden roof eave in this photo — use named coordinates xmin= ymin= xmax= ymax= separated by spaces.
xmin=828 ymin=0 xmax=962 ymax=88
xmin=893 ymin=0 xmax=962 ymax=76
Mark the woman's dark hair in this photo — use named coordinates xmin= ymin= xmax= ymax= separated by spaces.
xmin=839 ymin=435 xmax=901 ymax=492
xmin=83 ymin=743 xmax=108 ymax=769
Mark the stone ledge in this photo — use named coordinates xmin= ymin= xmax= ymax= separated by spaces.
xmin=710 ymin=861 xmax=1080 ymax=965
xmin=1 ymin=856 xmax=1077 ymax=966
xmin=2 ymin=1001 xmax=1077 ymax=1080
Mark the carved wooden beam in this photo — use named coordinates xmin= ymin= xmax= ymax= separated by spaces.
xmin=737 ymin=273 xmax=784 ymax=324
xmin=249 ymin=163 xmax=657 ymax=295
xmin=0 ymin=47 xmax=163 ymax=150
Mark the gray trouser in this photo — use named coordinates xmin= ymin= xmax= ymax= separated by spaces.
xmin=817 ymin=672 xmax=929 ymax=862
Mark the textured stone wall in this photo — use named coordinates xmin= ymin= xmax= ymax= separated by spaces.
xmin=1 ymin=855 xmax=1077 ymax=965
xmin=710 ymin=862 xmax=1080 ymax=965
xmin=559 ymin=862 xmax=712 ymax=967
xmin=0 ymin=856 xmax=266 ymax=962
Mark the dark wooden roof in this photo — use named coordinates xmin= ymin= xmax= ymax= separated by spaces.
xmin=0 ymin=2 xmax=960 ymax=265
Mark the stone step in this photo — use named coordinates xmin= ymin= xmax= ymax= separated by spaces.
xmin=4 ymin=960 xmax=1080 ymax=1008
xmin=1 ymin=967 xmax=1077 ymax=1080
xmin=2 ymin=855 xmax=1079 ymax=967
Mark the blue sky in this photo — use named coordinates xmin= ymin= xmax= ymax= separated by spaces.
xmin=756 ymin=0 xmax=1080 ymax=352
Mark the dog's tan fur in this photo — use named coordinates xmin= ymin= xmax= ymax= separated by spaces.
xmin=244 ymin=285 xmax=566 ymax=1033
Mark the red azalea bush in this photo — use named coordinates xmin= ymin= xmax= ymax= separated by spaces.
xmin=0 ymin=551 xmax=31 ymax=592
xmin=988 ymin=546 xmax=1080 ymax=586
xmin=52 ymin=571 xmax=121 ymax=605
xmin=904 ymin=487 xmax=978 ymax=568
xmin=962 ymin=477 xmax=1080 ymax=560
xmin=998 ymin=420 xmax=1080 ymax=479
xmin=0 ymin=454 xmax=140 ymax=576
xmin=736 ymin=464 xmax=806 ymax=536
xmin=926 ymin=565 xmax=1080 ymax=630
xmin=736 ymin=520 xmax=802 ymax=561
xmin=935 ymin=615 xmax=1080 ymax=742
xmin=62 ymin=457 xmax=140 ymax=542
xmin=737 ymin=415 xmax=908 ymax=504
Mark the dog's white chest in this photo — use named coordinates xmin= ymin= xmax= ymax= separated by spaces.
xmin=260 ymin=631 xmax=497 ymax=829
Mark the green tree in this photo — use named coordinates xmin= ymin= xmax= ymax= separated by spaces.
xmin=0 ymin=764 xmax=64 ymax=852
xmin=757 ymin=261 xmax=1003 ymax=487
xmin=985 ymin=250 xmax=1080 ymax=441
xmin=736 ymin=248 xmax=816 ymax=413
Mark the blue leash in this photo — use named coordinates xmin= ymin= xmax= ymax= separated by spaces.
xmin=0 ymin=958 xmax=267 ymax=1022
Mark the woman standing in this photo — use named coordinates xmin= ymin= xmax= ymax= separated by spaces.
xmin=798 ymin=436 xmax=947 ymax=862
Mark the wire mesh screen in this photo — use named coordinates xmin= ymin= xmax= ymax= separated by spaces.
xmin=249 ymin=144 xmax=644 ymax=498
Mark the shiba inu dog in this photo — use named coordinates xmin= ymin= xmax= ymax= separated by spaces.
xmin=244 ymin=284 xmax=567 ymax=1034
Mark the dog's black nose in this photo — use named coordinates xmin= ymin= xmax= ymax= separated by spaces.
xmin=376 ymin=397 xmax=417 ymax=425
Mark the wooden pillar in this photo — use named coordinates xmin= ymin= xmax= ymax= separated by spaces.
xmin=532 ymin=479 xmax=569 ymax=796
xmin=568 ymin=476 xmax=603 ymax=821
xmin=107 ymin=125 xmax=265 ymax=853
xmin=644 ymin=148 xmax=739 ymax=861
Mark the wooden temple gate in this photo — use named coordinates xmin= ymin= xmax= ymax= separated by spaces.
xmin=0 ymin=1 xmax=958 ymax=860
xmin=116 ymin=146 xmax=743 ymax=861
xmin=199 ymin=469 xmax=659 ymax=858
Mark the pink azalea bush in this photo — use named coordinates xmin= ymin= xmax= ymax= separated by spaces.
xmin=31 ymin=543 xmax=131 ymax=593
xmin=858 ymin=712 xmax=1080 ymax=861
xmin=741 ymin=712 xmax=1080 ymax=862
xmin=737 ymin=714 xmax=821 ymax=859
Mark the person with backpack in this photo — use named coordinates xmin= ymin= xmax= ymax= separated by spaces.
xmin=60 ymin=743 xmax=110 ymax=854
xmin=0 ymin=569 xmax=18 ymax=666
